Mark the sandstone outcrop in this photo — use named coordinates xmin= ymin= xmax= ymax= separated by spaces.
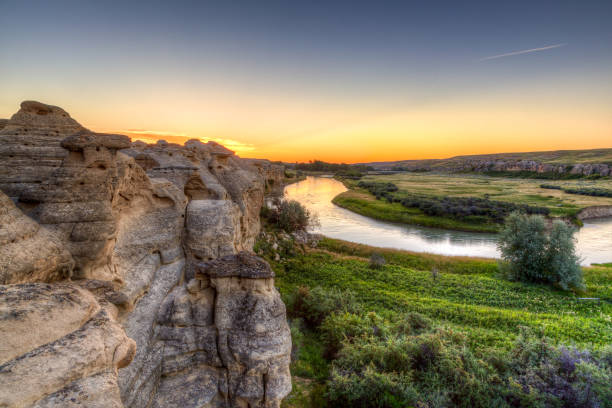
xmin=577 ymin=205 xmax=612 ymax=220
xmin=0 ymin=101 xmax=290 ymax=407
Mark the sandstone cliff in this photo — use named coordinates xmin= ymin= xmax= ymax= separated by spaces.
xmin=0 ymin=101 xmax=289 ymax=408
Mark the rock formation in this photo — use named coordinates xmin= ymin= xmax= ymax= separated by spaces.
xmin=0 ymin=101 xmax=289 ymax=407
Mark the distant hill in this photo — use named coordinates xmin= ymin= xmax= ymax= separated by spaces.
xmin=361 ymin=148 xmax=612 ymax=177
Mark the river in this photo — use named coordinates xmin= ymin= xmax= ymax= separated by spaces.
xmin=284 ymin=176 xmax=612 ymax=266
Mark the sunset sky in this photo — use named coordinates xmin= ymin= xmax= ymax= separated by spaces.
xmin=1 ymin=0 xmax=611 ymax=163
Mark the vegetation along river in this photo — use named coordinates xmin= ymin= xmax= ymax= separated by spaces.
xmin=284 ymin=176 xmax=612 ymax=266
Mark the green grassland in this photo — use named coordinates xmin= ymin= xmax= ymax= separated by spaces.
xmin=333 ymin=173 xmax=612 ymax=232
xmin=272 ymin=237 xmax=612 ymax=407
xmin=277 ymin=238 xmax=612 ymax=349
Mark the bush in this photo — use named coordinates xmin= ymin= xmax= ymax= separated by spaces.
xmin=327 ymin=365 xmax=418 ymax=408
xmin=546 ymin=221 xmax=584 ymax=290
xmin=320 ymin=312 xmax=374 ymax=357
xmin=498 ymin=213 xmax=583 ymax=289
xmin=564 ymin=187 xmax=612 ymax=197
xmin=369 ymin=253 xmax=386 ymax=269
xmin=262 ymin=199 xmax=313 ymax=233
xmin=399 ymin=194 xmax=549 ymax=223
xmin=506 ymin=328 xmax=612 ymax=408
xmin=286 ymin=286 xmax=361 ymax=328
xmin=541 ymin=184 xmax=612 ymax=197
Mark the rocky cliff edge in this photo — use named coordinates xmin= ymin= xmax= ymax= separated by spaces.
xmin=0 ymin=101 xmax=289 ymax=408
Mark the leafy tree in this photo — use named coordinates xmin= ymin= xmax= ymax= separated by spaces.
xmin=546 ymin=221 xmax=584 ymax=290
xmin=498 ymin=213 xmax=583 ymax=289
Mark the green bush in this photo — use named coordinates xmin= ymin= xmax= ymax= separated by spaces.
xmin=262 ymin=199 xmax=313 ymax=233
xmin=546 ymin=221 xmax=584 ymax=290
xmin=498 ymin=213 xmax=583 ymax=290
xmin=285 ymin=286 xmax=361 ymax=328
xmin=541 ymin=184 xmax=612 ymax=197
xmin=326 ymin=365 xmax=418 ymax=408
xmin=369 ymin=253 xmax=386 ymax=269
xmin=320 ymin=312 xmax=374 ymax=357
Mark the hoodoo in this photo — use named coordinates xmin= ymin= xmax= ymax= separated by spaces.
xmin=0 ymin=101 xmax=289 ymax=408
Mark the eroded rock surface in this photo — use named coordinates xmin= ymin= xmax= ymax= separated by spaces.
xmin=0 ymin=101 xmax=290 ymax=407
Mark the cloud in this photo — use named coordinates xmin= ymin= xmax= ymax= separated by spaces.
xmin=480 ymin=43 xmax=567 ymax=61
xmin=115 ymin=129 xmax=255 ymax=153
xmin=119 ymin=129 xmax=188 ymax=137
xmin=197 ymin=137 xmax=255 ymax=152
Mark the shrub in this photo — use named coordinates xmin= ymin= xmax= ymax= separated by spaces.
xmin=498 ymin=213 xmax=583 ymax=289
xmin=286 ymin=286 xmax=361 ymax=328
xmin=498 ymin=212 xmax=549 ymax=283
xmin=540 ymin=183 xmax=563 ymax=190
xmin=563 ymin=187 xmax=612 ymax=197
xmin=320 ymin=312 xmax=374 ymax=357
xmin=546 ymin=221 xmax=584 ymax=290
xmin=506 ymin=329 xmax=612 ymax=408
xmin=357 ymin=181 xmax=550 ymax=224
xmin=393 ymin=312 xmax=432 ymax=336
xmin=327 ymin=365 xmax=418 ymax=408
xmin=289 ymin=319 xmax=305 ymax=361
xmin=262 ymin=199 xmax=313 ymax=233
xmin=369 ymin=253 xmax=386 ymax=269
xmin=541 ymin=184 xmax=612 ymax=197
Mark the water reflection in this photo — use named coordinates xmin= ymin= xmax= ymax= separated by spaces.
xmin=284 ymin=176 xmax=612 ymax=265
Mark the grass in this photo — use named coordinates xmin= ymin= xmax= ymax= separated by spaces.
xmin=333 ymin=189 xmax=500 ymax=232
xmin=274 ymin=238 xmax=612 ymax=350
xmin=333 ymin=173 xmax=612 ymax=232
xmin=271 ymin=236 xmax=612 ymax=407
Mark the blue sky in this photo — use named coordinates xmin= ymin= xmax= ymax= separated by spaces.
xmin=1 ymin=0 xmax=611 ymax=161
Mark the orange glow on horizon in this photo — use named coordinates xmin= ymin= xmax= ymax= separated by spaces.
xmin=92 ymin=103 xmax=612 ymax=164
xmin=2 ymin=89 xmax=610 ymax=164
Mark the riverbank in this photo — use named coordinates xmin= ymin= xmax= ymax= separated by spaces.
xmin=268 ymin=235 xmax=612 ymax=408
xmin=333 ymin=189 xmax=501 ymax=232
xmin=285 ymin=176 xmax=612 ymax=264
xmin=283 ymin=169 xmax=307 ymax=186
xmin=334 ymin=172 xmax=612 ymax=233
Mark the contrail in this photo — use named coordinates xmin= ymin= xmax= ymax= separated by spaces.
xmin=480 ymin=43 xmax=567 ymax=61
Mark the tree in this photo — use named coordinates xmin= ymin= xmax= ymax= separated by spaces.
xmin=498 ymin=212 xmax=583 ymax=290
xmin=262 ymin=199 xmax=314 ymax=233
xmin=546 ymin=220 xmax=583 ymax=290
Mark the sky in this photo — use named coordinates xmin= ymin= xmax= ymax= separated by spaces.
xmin=1 ymin=0 xmax=611 ymax=163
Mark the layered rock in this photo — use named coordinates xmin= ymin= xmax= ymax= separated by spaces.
xmin=0 ymin=282 xmax=136 ymax=408
xmin=151 ymin=253 xmax=291 ymax=408
xmin=0 ymin=101 xmax=290 ymax=407
xmin=0 ymin=192 xmax=73 ymax=284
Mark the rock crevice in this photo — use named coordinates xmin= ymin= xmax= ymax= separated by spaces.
xmin=0 ymin=101 xmax=289 ymax=408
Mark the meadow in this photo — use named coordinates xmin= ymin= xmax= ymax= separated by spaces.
xmin=334 ymin=173 xmax=612 ymax=232
xmin=268 ymin=237 xmax=612 ymax=407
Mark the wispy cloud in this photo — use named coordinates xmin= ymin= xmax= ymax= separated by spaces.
xmin=115 ymin=129 xmax=256 ymax=153
xmin=119 ymin=129 xmax=188 ymax=137
xmin=480 ymin=43 xmax=567 ymax=61
xmin=197 ymin=137 xmax=255 ymax=152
